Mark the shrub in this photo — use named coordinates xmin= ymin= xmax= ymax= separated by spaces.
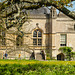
xmin=46 ymin=56 xmax=50 ymax=60
xmin=59 ymin=46 xmax=75 ymax=61
xmin=0 ymin=63 xmax=75 ymax=75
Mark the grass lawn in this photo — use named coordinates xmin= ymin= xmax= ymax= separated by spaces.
xmin=0 ymin=59 xmax=75 ymax=65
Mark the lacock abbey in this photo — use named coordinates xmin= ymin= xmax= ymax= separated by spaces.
xmin=0 ymin=4 xmax=75 ymax=60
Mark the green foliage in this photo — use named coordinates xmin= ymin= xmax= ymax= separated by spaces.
xmin=0 ymin=63 xmax=75 ymax=75
xmin=59 ymin=46 xmax=72 ymax=53
xmin=0 ymin=0 xmax=75 ymax=20
xmin=46 ymin=56 xmax=51 ymax=60
xmin=59 ymin=46 xmax=74 ymax=61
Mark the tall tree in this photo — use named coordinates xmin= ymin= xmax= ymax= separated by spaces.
xmin=0 ymin=0 xmax=75 ymax=57
xmin=0 ymin=0 xmax=75 ymax=19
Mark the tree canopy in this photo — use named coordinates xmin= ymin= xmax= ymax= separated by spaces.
xmin=0 ymin=0 xmax=75 ymax=19
xmin=0 ymin=0 xmax=75 ymax=41
xmin=0 ymin=0 xmax=75 ymax=56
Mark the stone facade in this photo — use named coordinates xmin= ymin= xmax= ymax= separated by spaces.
xmin=0 ymin=6 xmax=75 ymax=60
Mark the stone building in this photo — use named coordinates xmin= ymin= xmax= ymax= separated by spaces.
xmin=0 ymin=6 xmax=75 ymax=60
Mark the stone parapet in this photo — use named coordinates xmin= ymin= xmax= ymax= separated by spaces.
xmin=29 ymin=15 xmax=46 ymax=19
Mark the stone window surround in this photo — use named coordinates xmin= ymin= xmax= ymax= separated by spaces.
xmin=60 ymin=34 xmax=67 ymax=46
xmin=0 ymin=29 xmax=6 ymax=46
xmin=32 ymin=29 xmax=42 ymax=46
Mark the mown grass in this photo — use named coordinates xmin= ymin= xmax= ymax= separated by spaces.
xmin=0 ymin=59 xmax=75 ymax=65
xmin=0 ymin=60 xmax=75 ymax=75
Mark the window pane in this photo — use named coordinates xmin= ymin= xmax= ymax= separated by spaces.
xmin=61 ymin=34 xmax=66 ymax=39
xmin=74 ymin=25 xmax=75 ymax=30
xmin=2 ymin=31 xmax=6 ymax=45
xmin=33 ymin=31 xmax=37 ymax=37
xmin=2 ymin=31 xmax=5 ymax=37
xmin=16 ymin=36 xmax=23 ymax=46
xmin=33 ymin=30 xmax=42 ymax=46
xmin=38 ymin=31 xmax=42 ymax=37
xmin=60 ymin=44 xmax=66 ymax=46
xmin=33 ymin=39 xmax=37 ymax=45
xmin=61 ymin=41 xmax=66 ymax=44
xmin=2 ymin=38 xmax=5 ymax=45
xmin=38 ymin=39 xmax=42 ymax=45
xmin=16 ymin=36 xmax=20 ymax=46
xmin=60 ymin=34 xmax=66 ymax=46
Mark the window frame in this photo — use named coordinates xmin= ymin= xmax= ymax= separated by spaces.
xmin=16 ymin=35 xmax=23 ymax=47
xmin=33 ymin=29 xmax=42 ymax=46
xmin=0 ymin=29 xmax=6 ymax=46
xmin=60 ymin=34 xmax=67 ymax=46
xmin=74 ymin=24 xmax=75 ymax=30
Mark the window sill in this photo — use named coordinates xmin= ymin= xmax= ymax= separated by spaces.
xmin=33 ymin=45 xmax=42 ymax=47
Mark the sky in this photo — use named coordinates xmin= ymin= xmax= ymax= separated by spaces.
xmin=56 ymin=1 xmax=75 ymax=14
xmin=0 ymin=0 xmax=75 ymax=11
xmin=66 ymin=1 xmax=75 ymax=11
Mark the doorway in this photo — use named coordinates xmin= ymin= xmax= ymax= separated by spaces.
xmin=57 ymin=53 xmax=64 ymax=60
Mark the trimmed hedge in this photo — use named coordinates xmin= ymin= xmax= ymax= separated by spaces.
xmin=0 ymin=63 xmax=75 ymax=75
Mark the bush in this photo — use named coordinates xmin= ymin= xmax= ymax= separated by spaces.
xmin=0 ymin=63 xmax=75 ymax=75
xmin=46 ymin=56 xmax=50 ymax=60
